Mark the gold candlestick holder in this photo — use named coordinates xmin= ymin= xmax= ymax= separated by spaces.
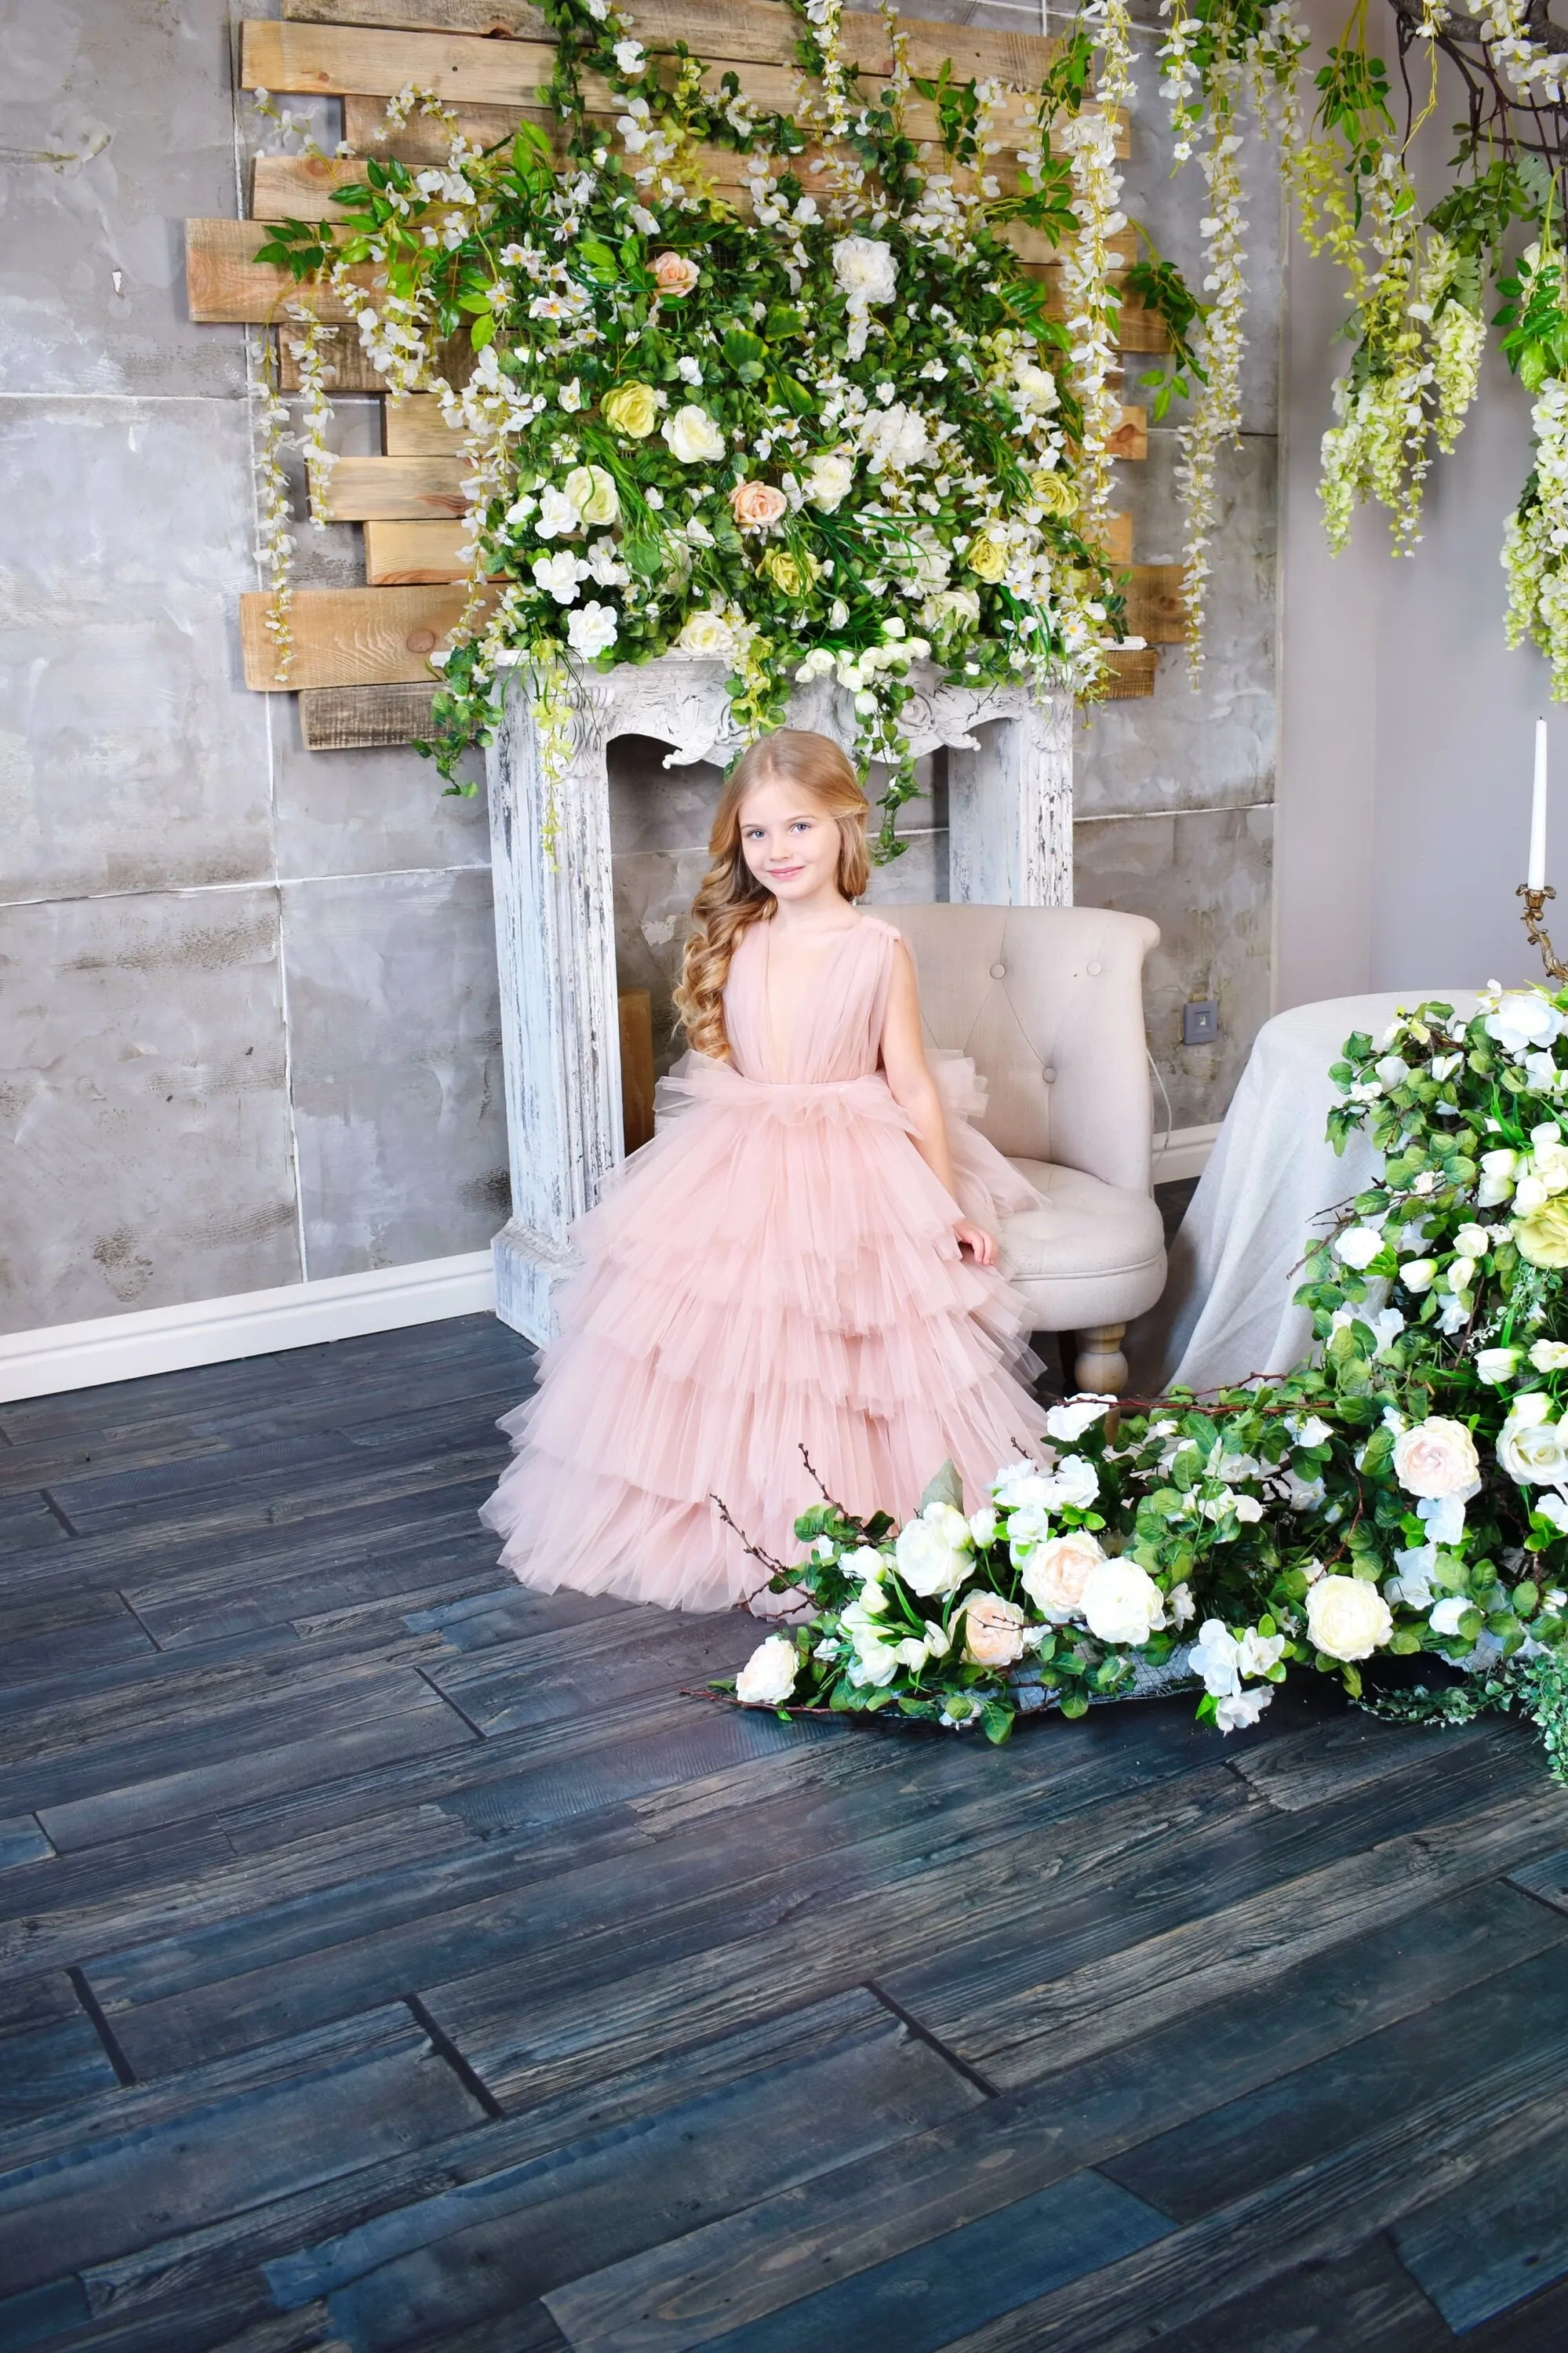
xmin=1519 ymin=883 xmax=1568 ymax=981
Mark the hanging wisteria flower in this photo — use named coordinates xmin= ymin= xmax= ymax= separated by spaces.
xmin=1057 ymin=111 xmax=1126 ymax=544
xmin=1175 ymin=58 xmax=1246 ymax=678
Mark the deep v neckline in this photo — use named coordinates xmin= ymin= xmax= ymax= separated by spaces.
xmin=759 ymin=918 xmax=866 ymax=1078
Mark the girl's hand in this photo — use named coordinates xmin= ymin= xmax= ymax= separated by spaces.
xmin=955 ymin=1219 xmax=997 ymax=1268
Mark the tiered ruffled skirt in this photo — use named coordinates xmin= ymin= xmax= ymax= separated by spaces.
xmin=481 ymin=1058 xmax=1046 ymax=1613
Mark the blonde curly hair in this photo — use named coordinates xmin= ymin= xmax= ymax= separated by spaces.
xmin=673 ymin=730 xmax=871 ymax=1062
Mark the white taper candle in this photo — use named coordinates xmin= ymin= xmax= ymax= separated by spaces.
xmin=1530 ymin=718 xmax=1549 ymax=891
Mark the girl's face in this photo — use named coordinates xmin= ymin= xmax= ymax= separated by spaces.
xmin=737 ymin=777 xmax=843 ymax=904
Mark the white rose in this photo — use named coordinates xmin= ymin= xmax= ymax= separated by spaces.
xmin=843 ymin=1546 xmax=890 ymax=1584
xmin=1531 ymin=1339 xmax=1568 ymax=1373
xmin=676 ymin=609 xmax=735 ymax=657
xmin=1334 ymin=1225 xmax=1385 ymax=1270
xmin=831 ymin=234 xmax=898 ymax=305
xmin=534 ymin=485 xmax=582 ymax=539
xmin=1011 ymin=358 xmax=1059 ymax=411
xmin=968 ymin=1506 xmax=998 ymax=1547
xmin=1238 ymin=1627 xmax=1286 ymax=1677
xmin=1485 ymin=991 xmax=1563 ymax=1056
xmin=1018 ymin=1529 xmax=1104 ymax=1621
xmin=894 ymin=1502 xmax=973 ymax=1598
xmin=921 ymin=587 xmax=981 ymax=637
xmin=566 ymin=600 xmax=618 ymax=658
xmin=1079 ymin=1560 xmax=1166 ymax=1647
xmin=1305 ymin=1573 xmax=1394 ymax=1661
xmin=1498 ymin=1394 xmax=1568 ymax=1486
xmin=661 ymin=405 xmax=726 ymax=463
xmin=734 ymin=1632 xmax=798 ymax=1707
xmin=1189 ymin=1618 xmax=1241 ymax=1697
xmin=562 ymin=464 xmax=619 ymax=527
xmin=1399 ymin=1259 xmax=1437 ymax=1293
xmin=1215 ymin=1686 xmax=1273 ymax=1733
xmin=1288 ymin=1415 xmax=1334 ymax=1449
xmin=1476 ymin=1347 xmax=1523 ymax=1385
xmin=613 ymin=37 xmax=646 ymax=71
xmin=1428 ymin=1595 xmax=1473 ymax=1636
xmin=1388 ymin=1542 xmax=1439 ymax=1607
xmin=858 ymin=402 xmax=932 ymax=471
xmin=1044 ymin=1395 xmax=1115 ymax=1445
xmin=804 ymin=451 xmax=855 ymax=511
xmin=1453 ymin=1223 xmax=1491 ymax=1257
xmin=849 ymin=1638 xmax=900 ymax=1687
xmin=532 ymin=549 xmax=585 ymax=605
xmin=1391 ymin=1417 xmax=1481 ymax=1500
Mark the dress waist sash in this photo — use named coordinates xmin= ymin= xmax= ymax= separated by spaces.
xmin=656 ymin=1055 xmax=915 ymax=1131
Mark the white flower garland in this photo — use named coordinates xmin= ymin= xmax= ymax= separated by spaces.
xmin=1472 ymin=0 xmax=1567 ymax=104
xmin=284 ymin=308 xmax=340 ymax=526
xmin=1504 ymin=374 xmax=1568 ymax=699
xmin=1058 ymin=111 xmax=1126 ymax=544
xmin=1174 ymin=60 xmax=1246 ymax=678
xmin=1084 ymin=0 xmax=1135 ymax=115
xmin=251 ymin=368 xmax=294 ymax=683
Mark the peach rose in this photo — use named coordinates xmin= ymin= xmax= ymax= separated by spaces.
xmin=653 ymin=251 xmax=700 ymax=297
xmin=962 ymin=1592 xmax=1028 ymax=1668
xmin=1017 ymin=1529 xmax=1104 ymax=1621
xmin=729 ymin=479 xmax=788 ymax=533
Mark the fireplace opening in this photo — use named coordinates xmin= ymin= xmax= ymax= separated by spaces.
xmin=607 ymin=735 xmax=951 ymax=1141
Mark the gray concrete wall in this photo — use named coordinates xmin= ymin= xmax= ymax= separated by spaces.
xmin=0 ymin=0 xmax=1279 ymax=1344
xmin=0 ymin=0 xmax=507 ymax=1337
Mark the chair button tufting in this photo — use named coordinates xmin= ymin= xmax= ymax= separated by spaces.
xmin=989 ymin=961 xmax=1006 ymax=979
xmin=1042 ymin=1066 xmax=1057 ymax=1083
xmin=1086 ymin=958 xmax=1102 ymax=975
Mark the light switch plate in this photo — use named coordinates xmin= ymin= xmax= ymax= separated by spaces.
xmin=1183 ymin=998 xmax=1218 ymax=1046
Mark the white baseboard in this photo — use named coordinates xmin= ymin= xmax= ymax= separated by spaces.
xmin=1152 ymin=1122 xmax=1221 ymax=1187
xmin=0 ymin=1251 xmax=497 ymax=1406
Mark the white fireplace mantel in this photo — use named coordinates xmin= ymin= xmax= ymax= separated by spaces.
xmin=485 ymin=653 xmax=1073 ymax=1341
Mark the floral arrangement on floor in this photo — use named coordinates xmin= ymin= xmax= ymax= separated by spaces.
xmin=725 ymin=980 xmax=1568 ymax=1776
xmin=250 ymin=0 xmax=1210 ymax=845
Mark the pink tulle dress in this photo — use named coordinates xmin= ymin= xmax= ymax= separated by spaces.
xmin=480 ymin=914 xmax=1047 ymax=1613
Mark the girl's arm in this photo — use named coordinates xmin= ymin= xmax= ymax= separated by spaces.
xmin=880 ymin=936 xmax=997 ymax=1267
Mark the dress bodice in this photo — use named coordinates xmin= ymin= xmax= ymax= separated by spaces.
xmin=722 ymin=916 xmax=900 ymax=1084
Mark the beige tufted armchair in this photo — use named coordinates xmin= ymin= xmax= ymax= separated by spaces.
xmin=886 ymin=904 xmax=1167 ymax=1395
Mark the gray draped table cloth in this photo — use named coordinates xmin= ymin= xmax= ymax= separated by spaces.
xmin=1130 ymin=990 xmax=1479 ymax=1398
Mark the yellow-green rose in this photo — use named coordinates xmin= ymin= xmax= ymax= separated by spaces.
xmin=602 ymin=382 xmax=658 ymax=438
xmin=563 ymin=464 xmax=620 ymax=526
xmin=761 ymin=547 xmax=821 ymax=598
xmin=1030 ymin=469 xmax=1079 ymax=518
xmin=1515 ymin=1200 xmax=1568 ymax=1268
xmin=965 ymin=533 xmax=1008 ymax=583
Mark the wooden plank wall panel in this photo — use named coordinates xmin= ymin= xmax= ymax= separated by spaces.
xmin=185 ymin=220 xmax=374 ymax=325
xmin=281 ymin=0 xmax=1064 ymax=88
xmin=242 ymin=21 xmax=1122 ymax=158
xmin=240 ymin=586 xmax=498 ymax=689
xmin=299 ymin=682 xmax=441 ymax=746
xmin=323 ymin=455 xmax=471 ymax=521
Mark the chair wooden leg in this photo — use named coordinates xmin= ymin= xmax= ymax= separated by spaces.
xmin=1074 ymin=1323 xmax=1129 ymax=1395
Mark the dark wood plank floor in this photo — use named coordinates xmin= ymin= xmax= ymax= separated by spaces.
xmin=4 ymin=1309 xmax=1568 ymax=2352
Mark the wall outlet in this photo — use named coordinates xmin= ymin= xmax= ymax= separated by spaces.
xmin=1183 ymin=998 xmax=1219 ymax=1046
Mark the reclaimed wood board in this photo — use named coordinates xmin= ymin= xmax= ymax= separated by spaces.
xmin=281 ymin=0 xmax=1063 ymax=88
xmin=298 ymin=681 xmax=439 ymax=744
xmin=240 ymin=584 xmax=499 ymax=689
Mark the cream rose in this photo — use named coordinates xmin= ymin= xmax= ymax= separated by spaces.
xmin=676 ymin=608 xmax=735 ymax=657
xmin=831 ymin=234 xmax=898 ymax=305
xmin=921 ymin=587 xmax=981 ymax=638
xmin=652 ymin=249 xmax=700 ymax=297
xmin=729 ymin=479 xmax=788 ymax=533
xmin=602 ymin=381 xmax=659 ymax=438
xmin=562 ymin=464 xmax=619 ymax=528
xmin=1079 ymin=1559 xmax=1165 ymax=1647
xmin=1515 ymin=1199 xmax=1568 ymax=1268
xmin=804 ymin=451 xmax=855 ymax=512
xmin=962 ymin=1592 xmax=1028 ymax=1667
xmin=966 ymin=534 xmax=1008 ymax=584
xmin=1018 ymin=1529 xmax=1104 ymax=1620
xmin=1305 ymin=1573 xmax=1393 ymax=1661
xmin=1391 ymin=1416 xmax=1480 ymax=1500
xmin=894 ymin=1500 xmax=973 ymax=1598
xmin=1498 ymin=1395 xmax=1568 ymax=1485
xmin=661 ymin=405 xmax=726 ymax=463
xmin=734 ymin=1632 xmax=797 ymax=1707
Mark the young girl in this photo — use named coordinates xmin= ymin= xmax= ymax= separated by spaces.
xmin=481 ymin=728 xmax=1046 ymax=1612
